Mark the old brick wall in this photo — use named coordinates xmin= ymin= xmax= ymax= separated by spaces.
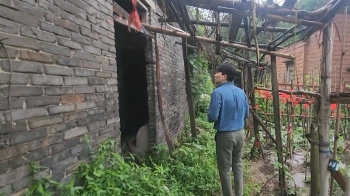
xmin=147 ymin=5 xmax=188 ymax=145
xmin=274 ymin=13 xmax=350 ymax=91
xmin=0 ymin=0 xmax=119 ymax=195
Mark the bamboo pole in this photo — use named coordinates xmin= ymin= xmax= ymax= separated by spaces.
xmin=310 ymin=98 xmax=321 ymax=196
xmin=330 ymin=7 xmax=347 ymax=195
xmin=317 ymin=22 xmax=333 ymax=196
xmin=142 ymin=23 xmax=295 ymax=59
xmin=250 ymin=108 xmax=277 ymax=145
xmin=270 ymin=55 xmax=286 ymax=195
xmin=155 ymin=34 xmax=175 ymax=153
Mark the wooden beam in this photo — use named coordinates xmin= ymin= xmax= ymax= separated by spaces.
xmin=159 ymin=18 xmax=290 ymax=32
xmin=265 ymin=14 xmax=324 ymax=28
xmin=249 ymin=108 xmax=277 ymax=145
xmin=142 ymin=23 xmax=295 ymax=59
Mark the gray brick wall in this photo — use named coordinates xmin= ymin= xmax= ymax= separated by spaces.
xmin=147 ymin=5 xmax=188 ymax=145
xmin=0 ymin=0 xmax=119 ymax=195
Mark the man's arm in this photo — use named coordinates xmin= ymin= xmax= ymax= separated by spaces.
xmin=207 ymin=91 xmax=221 ymax=122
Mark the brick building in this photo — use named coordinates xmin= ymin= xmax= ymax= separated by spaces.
xmin=273 ymin=12 xmax=350 ymax=92
xmin=0 ymin=0 xmax=187 ymax=195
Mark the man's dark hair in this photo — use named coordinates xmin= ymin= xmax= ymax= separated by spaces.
xmin=216 ymin=63 xmax=237 ymax=82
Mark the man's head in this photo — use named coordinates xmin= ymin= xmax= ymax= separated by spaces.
xmin=214 ymin=63 xmax=237 ymax=85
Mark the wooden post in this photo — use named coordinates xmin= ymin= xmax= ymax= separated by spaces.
xmin=317 ymin=22 xmax=333 ymax=196
xmin=310 ymin=98 xmax=320 ymax=196
xmin=330 ymin=6 xmax=347 ymax=195
xmin=270 ymin=55 xmax=286 ymax=194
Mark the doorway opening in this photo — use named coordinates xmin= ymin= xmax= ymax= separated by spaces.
xmin=115 ymin=21 xmax=149 ymax=142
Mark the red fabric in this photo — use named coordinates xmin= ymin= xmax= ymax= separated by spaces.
xmin=128 ymin=0 xmax=142 ymax=31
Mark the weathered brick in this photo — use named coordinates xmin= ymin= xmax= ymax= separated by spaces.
xmin=0 ymin=18 xmax=19 ymax=34
xmin=0 ymin=6 xmax=38 ymax=28
xmin=109 ymin=46 xmax=116 ymax=53
xmin=98 ymin=112 xmax=113 ymax=121
xmin=0 ymin=0 xmax=11 ymax=7
xmin=106 ymin=92 xmax=118 ymax=99
xmin=52 ymin=138 xmax=79 ymax=154
xmin=40 ymin=21 xmax=70 ymax=38
xmin=27 ymin=96 xmax=60 ymax=108
xmin=0 ymin=73 xmax=29 ymax=85
xmin=28 ymin=115 xmax=63 ymax=129
xmin=52 ymin=156 xmax=77 ymax=174
xmin=71 ymin=32 xmax=92 ymax=45
xmin=12 ymin=177 xmax=32 ymax=192
xmin=64 ymin=77 xmax=88 ymax=86
xmin=100 ymin=20 xmax=113 ymax=32
xmin=0 ymin=46 xmax=17 ymax=59
xmin=1 ymin=86 xmax=43 ymax=97
xmin=107 ymin=117 xmax=119 ymax=125
xmin=85 ymin=94 xmax=103 ymax=101
xmin=80 ymin=27 xmax=99 ymax=40
xmin=56 ymin=56 xmax=81 ymax=67
xmin=0 ymin=120 xmax=27 ymax=134
xmin=88 ymin=78 xmax=105 ymax=85
xmin=87 ymin=108 xmax=105 ymax=115
xmin=109 ymin=59 xmax=116 ymax=65
xmin=38 ymin=0 xmax=50 ymax=9
xmin=111 ymin=73 xmax=117 ymax=78
xmin=61 ymin=94 xmax=84 ymax=104
xmin=14 ymin=0 xmax=49 ymax=19
xmin=59 ymin=12 xmax=90 ymax=30
xmin=41 ymin=43 xmax=72 ymax=57
xmin=64 ymin=127 xmax=88 ymax=140
xmin=71 ymin=145 xmax=86 ymax=155
xmin=83 ymin=45 xmax=101 ymax=55
xmin=11 ymin=148 xmax=50 ymax=169
xmin=44 ymin=65 xmax=74 ymax=76
xmin=57 ymin=37 xmax=81 ymax=50
xmin=87 ymin=15 xmax=98 ymax=24
xmin=96 ymin=71 xmax=111 ymax=78
xmin=53 ymin=0 xmax=84 ymax=15
xmin=100 ymin=126 xmax=114 ymax=135
xmin=19 ymin=50 xmax=55 ymax=63
xmin=40 ymin=149 xmax=70 ymax=167
xmin=95 ymin=56 xmax=109 ymax=64
xmin=92 ymin=40 xmax=109 ymax=51
xmin=1 ymin=60 xmax=44 ymax=73
xmin=10 ymin=127 xmax=47 ymax=144
xmin=102 ymin=64 xmax=117 ymax=72
xmin=97 ymin=4 xmax=109 ymax=15
xmin=53 ymin=17 xmax=79 ymax=32
xmin=82 ymin=0 xmax=99 ymax=9
xmin=0 ymin=166 xmax=30 ymax=187
xmin=63 ymin=111 xmax=87 ymax=121
xmin=106 ymin=78 xmax=117 ymax=85
xmin=106 ymin=105 xmax=118 ymax=112
xmin=48 ymin=121 xmax=76 ymax=134
xmin=0 ymin=32 xmax=40 ymax=50
xmin=66 ymin=0 xmax=96 ymax=15
xmin=27 ymin=134 xmax=62 ymax=151
xmin=74 ymin=51 xmax=96 ymax=61
xmin=0 ymin=184 xmax=11 ymax=195
xmin=20 ymin=26 xmax=56 ymax=43
xmin=76 ymin=101 xmax=96 ymax=110
xmin=95 ymin=86 xmax=109 ymax=93
xmin=102 ymin=50 xmax=116 ymax=58
xmin=48 ymin=104 xmax=75 ymax=115
xmin=74 ymin=68 xmax=95 ymax=77
xmin=45 ymin=87 xmax=73 ymax=95
xmin=87 ymin=121 xmax=101 ymax=131
xmin=92 ymin=24 xmax=113 ymax=39
xmin=32 ymin=75 xmax=64 ymax=86
xmin=82 ymin=60 xmax=101 ymax=70
xmin=77 ymin=115 xmax=99 ymax=126
xmin=74 ymin=86 xmax=95 ymax=94
xmin=101 ymin=36 xmax=115 ymax=46
xmin=6 ymin=107 xmax=47 ymax=121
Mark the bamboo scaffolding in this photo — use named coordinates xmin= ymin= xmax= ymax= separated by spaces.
xmin=142 ymin=23 xmax=295 ymax=59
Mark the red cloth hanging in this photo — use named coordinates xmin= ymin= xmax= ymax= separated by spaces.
xmin=128 ymin=0 xmax=143 ymax=32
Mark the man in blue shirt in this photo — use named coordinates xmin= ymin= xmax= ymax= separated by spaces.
xmin=207 ymin=63 xmax=249 ymax=196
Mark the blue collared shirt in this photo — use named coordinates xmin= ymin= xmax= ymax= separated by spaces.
xmin=207 ymin=82 xmax=249 ymax=131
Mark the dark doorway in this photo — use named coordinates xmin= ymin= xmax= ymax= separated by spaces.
xmin=115 ymin=22 xmax=149 ymax=141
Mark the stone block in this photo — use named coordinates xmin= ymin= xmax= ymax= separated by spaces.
xmin=0 ymin=6 xmax=38 ymax=27
xmin=80 ymin=27 xmax=99 ymax=40
xmin=32 ymin=75 xmax=64 ymax=86
xmin=27 ymin=134 xmax=62 ymax=152
xmin=63 ymin=111 xmax=87 ymax=121
xmin=44 ymin=65 xmax=74 ymax=76
xmin=0 ymin=166 xmax=30 ymax=187
xmin=0 ymin=18 xmax=19 ymax=34
xmin=76 ymin=101 xmax=96 ymax=110
xmin=61 ymin=94 xmax=84 ymax=104
xmin=64 ymin=77 xmax=88 ymax=86
xmin=74 ymin=68 xmax=95 ymax=77
xmin=1 ymin=86 xmax=43 ymax=97
xmin=52 ymin=138 xmax=79 ymax=154
xmin=0 ymin=120 xmax=27 ymax=134
xmin=107 ymin=78 xmax=117 ymax=85
xmin=6 ymin=107 xmax=47 ymax=121
xmin=53 ymin=0 xmax=84 ymax=15
xmin=48 ymin=105 xmax=75 ymax=115
xmin=40 ymin=21 xmax=70 ymax=38
xmin=10 ymin=127 xmax=47 ymax=144
xmin=83 ymin=45 xmax=101 ymax=55
xmin=71 ymin=32 xmax=92 ymax=45
xmin=53 ymin=17 xmax=79 ymax=32
xmin=57 ymin=37 xmax=81 ymax=50
xmin=1 ymin=60 xmax=44 ymax=73
xmin=74 ymin=51 xmax=96 ymax=62
xmin=19 ymin=50 xmax=55 ymax=63
xmin=0 ymin=47 xmax=17 ymax=59
xmin=41 ymin=43 xmax=72 ymax=57
xmin=105 ymin=92 xmax=118 ymax=99
xmin=74 ymin=86 xmax=95 ymax=94
xmin=64 ymin=127 xmax=88 ymax=140
xmin=45 ymin=87 xmax=73 ymax=95
xmin=20 ymin=26 xmax=56 ymax=43
xmin=56 ymin=56 xmax=81 ymax=67
xmin=27 ymin=96 xmax=60 ymax=108
xmin=88 ymin=78 xmax=105 ymax=85
xmin=95 ymin=71 xmax=111 ymax=78
xmin=66 ymin=0 xmax=96 ymax=15
xmin=48 ymin=121 xmax=76 ymax=134
xmin=82 ymin=61 xmax=101 ymax=70
xmin=29 ymin=115 xmax=63 ymax=129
